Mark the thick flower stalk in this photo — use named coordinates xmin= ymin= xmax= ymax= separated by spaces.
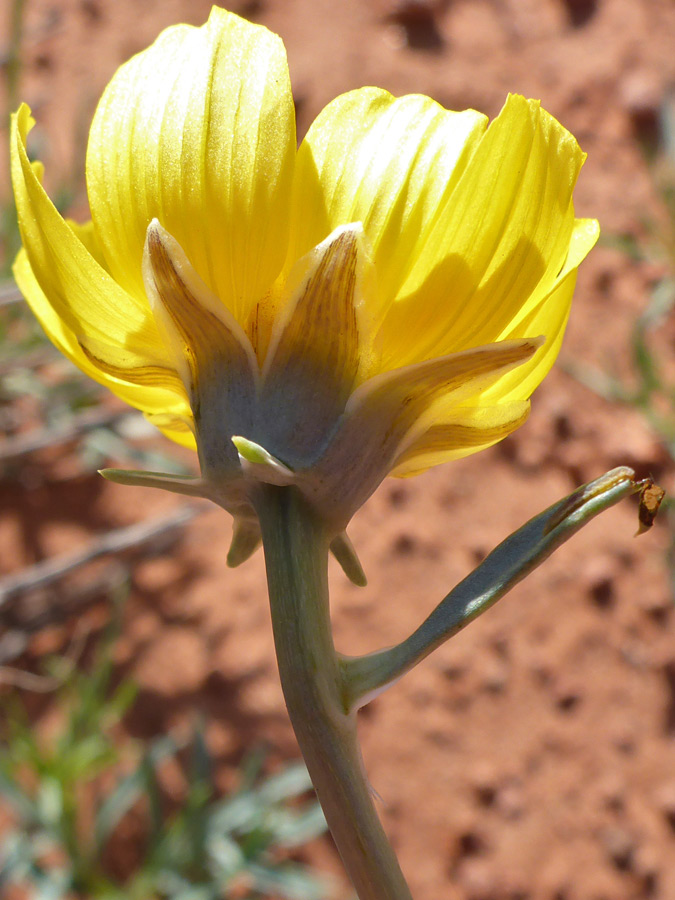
xmin=11 ymin=7 xmax=639 ymax=900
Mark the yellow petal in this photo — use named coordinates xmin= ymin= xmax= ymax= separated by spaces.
xmin=68 ymin=221 xmax=186 ymax=396
xmin=259 ymin=225 xmax=366 ymax=465
xmin=12 ymin=231 xmax=187 ymax=422
xmin=484 ymin=217 xmax=600 ymax=403
xmin=10 ymin=105 xmax=169 ymax=376
xmin=146 ymin=412 xmax=197 ymax=450
xmin=497 ymin=217 xmax=599 ymax=338
xmin=376 ymin=95 xmax=588 ymax=368
xmin=87 ymin=7 xmax=295 ymax=324
xmin=289 ymin=88 xmax=487 ymax=328
xmin=143 ymin=221 xmax=258 ymax=476
xmin=13 ymin=247 xmax=100 ymax=381
xmin=391 ymin=401 xmax=531 ymax=477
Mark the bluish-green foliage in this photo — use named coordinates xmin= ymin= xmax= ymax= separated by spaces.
xmin=0 ymin=614 xmax=329 ymax=900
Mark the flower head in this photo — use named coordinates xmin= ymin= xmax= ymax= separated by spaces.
xmin=11 ymin=7 xmax=598 ymax=564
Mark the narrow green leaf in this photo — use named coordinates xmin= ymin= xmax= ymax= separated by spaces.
xmin=94 ymin=735 xmax=177 ymax=852
xmin=343 ymin=467 xmax=646 ymax=709
xmin=274 ymin=804 xmax=327 ymax=848
xmin=257 ymin=763 xmax=313 ymax=804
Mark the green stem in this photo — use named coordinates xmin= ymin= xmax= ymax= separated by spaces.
xmin=341 ymin=466 xmax=642 ymax=710
xmin=254 ymin=485 xmax=413 ymax=900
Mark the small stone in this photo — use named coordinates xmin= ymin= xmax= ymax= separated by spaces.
xmin=387 ymin=484 xmax=409 ymax=507
xmin=528 ymin=653 xmax=554 ymax=687
xmin=583 ymin=556 xmax=616 ymax=609
xmin=589 ymin=577 xmax=614 ymax=608
xmin=634 ymin=844 xmax=660 ymax=889
xmin=456 ymin=857 xmax=497 ymax=900
xmin=601 ymin=825 xmax=635 ymax=871
xmin=556 ymin=690 xmax=581 ymax=713
xmin=560 ymin=0 xmax=598 ymax=28
xmin=621 ymin=71 xmax=662 ymax=146
xmin=480 ymin=658 xmax=509 ymax=694
xmin=440 ymin=661 xmax=467 ymax=681
xmin=655 ymin=781 xmax=675 ymax=830
xmin=384 ymin=0 xmax=446 ymax=50
xmin=596 ymin=775 xmax=626 ymax=813
xmin=636 ymin=589 xmax=672 ymax=626
xmin=455 ymin=828 xmax=488 ymax=858
xmin=392 ymin=532 xmax=417 ymax=555
xmin=613 ymin=732 xmax=636 ymax=755
xmin=469 ymin=761 xmax=499 ymax=808
xmin=497 ymin=782 xmax=526 ymax=820
xmin=386 ymin=0 xmax=444 ymax=24
xmin=80 ymin=0 xmax=103 ymax=22
xmin=553 ymin=677 xmax=583 ymax=713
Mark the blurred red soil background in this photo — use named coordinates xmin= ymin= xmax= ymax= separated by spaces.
xmin=3 ymin=1 xmax=675 ymax=898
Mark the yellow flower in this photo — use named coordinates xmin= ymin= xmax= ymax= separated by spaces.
xmin=11 ymin=7 xmax=597 ymax=563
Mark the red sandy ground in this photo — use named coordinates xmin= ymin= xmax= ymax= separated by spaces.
xmin=3 ymin=1 xmax=675 ymax=898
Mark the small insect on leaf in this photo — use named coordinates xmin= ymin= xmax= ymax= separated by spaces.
xmin=636 ymin=478 xmax=665 ymax=535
